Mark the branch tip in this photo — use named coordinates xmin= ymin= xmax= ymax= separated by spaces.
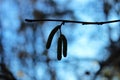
xmin=25 ymin=19 xmax=32 ymax=22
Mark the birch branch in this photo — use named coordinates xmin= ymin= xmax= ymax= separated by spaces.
xmin=25 ymin=19 xmax=120 ymax=25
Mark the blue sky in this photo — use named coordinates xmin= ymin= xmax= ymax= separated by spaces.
xmin=0 ymin=0 xmax=119 ymax=80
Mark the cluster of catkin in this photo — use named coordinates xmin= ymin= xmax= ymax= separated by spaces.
xmin=46 ymin=23 xmax=67 ymax=60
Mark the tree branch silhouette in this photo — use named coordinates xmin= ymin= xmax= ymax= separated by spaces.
xmin=25 ymin=19 xmax=120 ymax=25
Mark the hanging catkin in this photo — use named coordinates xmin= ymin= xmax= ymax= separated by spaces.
xmin=61 ymin=34 xmax=67 ymax=57
xmin=57 ymin=36 xmax=62 ymax=60
xmin=46 ymin=25 xmax=61 ymax=49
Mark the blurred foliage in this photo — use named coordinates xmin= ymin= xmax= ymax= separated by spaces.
xmin=0 ymin=0 xmax=120 ymax=80
xmin=94 ymin=0 xmax=120 ymax=80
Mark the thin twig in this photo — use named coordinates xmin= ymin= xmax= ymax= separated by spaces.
xmin=25 ymin=19 xmax=120 ymax=25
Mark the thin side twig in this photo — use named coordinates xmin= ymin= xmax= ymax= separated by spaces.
xmin=25 ymin=19 xmax=120 ymax=25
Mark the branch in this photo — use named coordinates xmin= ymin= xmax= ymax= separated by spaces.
xmin=25 ymin=19 xmax=120 ymax=25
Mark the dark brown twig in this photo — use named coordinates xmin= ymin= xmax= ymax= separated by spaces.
xmin=25 ymin=19 xmax=120 ymax=25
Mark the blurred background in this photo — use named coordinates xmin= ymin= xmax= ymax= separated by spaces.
xmin=0 ymin=0 xmax=120 ymax=80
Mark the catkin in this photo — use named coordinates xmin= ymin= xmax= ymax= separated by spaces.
xmin=46 ymin=25 xmax=61 ymax=49
xmin=57 ymin=36 xmax=62 ymax=60
xmin=61 ymin=34 xmax=67 ymax=57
